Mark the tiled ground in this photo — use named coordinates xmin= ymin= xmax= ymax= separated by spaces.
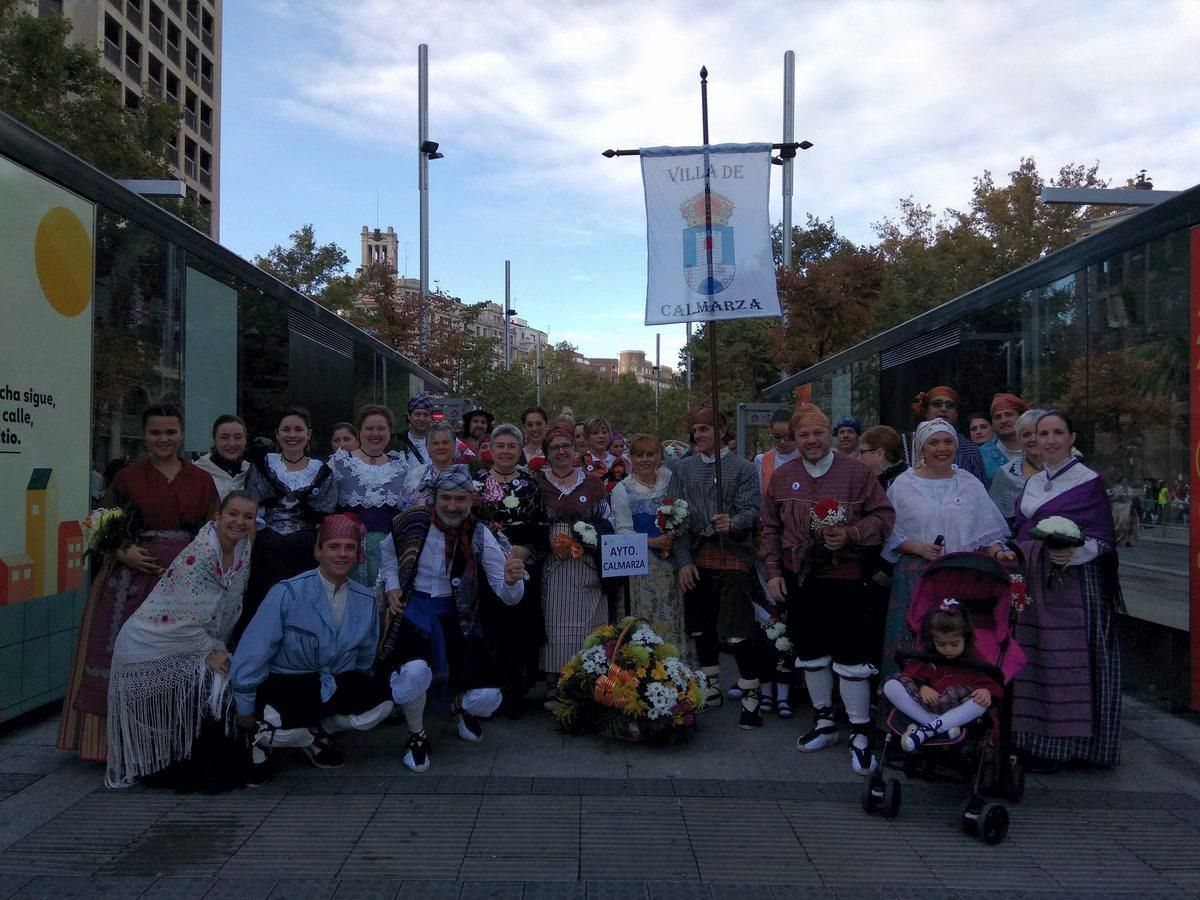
xmin=1 ymin=667 xmax=1199 ymax=897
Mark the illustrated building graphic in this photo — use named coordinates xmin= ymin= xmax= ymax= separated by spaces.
xmin=0 ymin=555 xmax=34 ymax=605
xmin=25 ymin=468 xmax=54 ymax=598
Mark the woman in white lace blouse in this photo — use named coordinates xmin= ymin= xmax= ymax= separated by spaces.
xmin=331 ymin=403 xmax=409 ymax=588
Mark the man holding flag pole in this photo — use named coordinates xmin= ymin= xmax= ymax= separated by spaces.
xmin=604 ymin=65 xmax=806 ymax=730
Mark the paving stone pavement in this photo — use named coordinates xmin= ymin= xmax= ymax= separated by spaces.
xmin=2 ymin=670 xmax=1199 ymax=897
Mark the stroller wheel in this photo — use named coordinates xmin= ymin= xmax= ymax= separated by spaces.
xmin=881 ymin=779 xmax=901 ymax=819
xmin=861 ymin=774 xmax=883 ymax=814
xmin=979 ymin=802 xmax=1010 ymax=844
xmin=1005 ymin=761 xmax=1026 ymax=803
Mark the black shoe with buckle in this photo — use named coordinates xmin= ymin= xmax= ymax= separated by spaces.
xmin=303 ymin=729 xmax=345 ymax=769
xmin=403 ymin=730 xmax=431 ymax=773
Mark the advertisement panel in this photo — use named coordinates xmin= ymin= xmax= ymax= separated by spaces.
xmin=0 ymin=155 xmax=95 ymax=719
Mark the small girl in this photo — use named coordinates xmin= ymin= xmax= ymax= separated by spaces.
xmin=882 ymin=599 xmax=1002 ymax=752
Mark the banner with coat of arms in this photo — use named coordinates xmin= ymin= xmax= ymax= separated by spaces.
xmin=640 ymin=143 xmax=780 ymax=325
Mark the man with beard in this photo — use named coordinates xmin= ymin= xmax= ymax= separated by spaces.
xmin=462 ymin=408 xmax=495 ymax=456
xmin=377 ymin=465 xmax=527 ymax=772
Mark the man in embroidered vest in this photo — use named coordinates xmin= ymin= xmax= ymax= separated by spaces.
xmin=231 ymin=513 xmax=394 ymax=784
xmin=760 ymin=403 xmax=895 ymax=775
xmin=378 ymin=464 xmax=526 ymax=772
xmin=672 ymin=407 xmax=764 ymax=728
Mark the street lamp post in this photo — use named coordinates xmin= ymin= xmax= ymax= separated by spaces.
xmin=417 ymin=44 xmax=444 ymax=355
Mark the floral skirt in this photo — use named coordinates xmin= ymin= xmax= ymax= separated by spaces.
xmin=628 ymin=555 xmax=693 ymax=666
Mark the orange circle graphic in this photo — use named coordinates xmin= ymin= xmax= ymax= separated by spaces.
xmin=34 ymin=206 xmax=93 ymax=318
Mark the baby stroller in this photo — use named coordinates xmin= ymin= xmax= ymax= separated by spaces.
xmin=862 ymin=551 xmax=1027 ymax=844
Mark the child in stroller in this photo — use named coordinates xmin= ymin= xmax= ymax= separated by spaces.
xmin=882 ymin=599 xmax=1001 ymax=752
xmin=863 ymin=552 xmax=1027 ymax=844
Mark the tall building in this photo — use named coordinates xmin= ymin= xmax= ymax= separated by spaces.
xmin=619 ymin=350 xmax=675 ymax=386
xmin=29 ymin=0 xmax=223 ymax=236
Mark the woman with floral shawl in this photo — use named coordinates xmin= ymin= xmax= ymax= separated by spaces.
xmin=106 ymin=492 xmax=256 ymax=789
xmin=472 ymin=424 xmax=548 ymax=716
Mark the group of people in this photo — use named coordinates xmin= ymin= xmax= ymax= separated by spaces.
xmin=59 ymin=382 xmax=1125 ymax=791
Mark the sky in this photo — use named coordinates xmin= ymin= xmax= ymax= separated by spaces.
xmin=218 ymin=0 xmax=1198 ymax=371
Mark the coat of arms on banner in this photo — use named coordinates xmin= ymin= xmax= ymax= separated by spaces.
xmin=680 ymin=191 xmax=735 ymax=295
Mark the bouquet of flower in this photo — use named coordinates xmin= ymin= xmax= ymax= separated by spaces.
xmin=550 ymin=520 xmax=599 ymax=561
xmin=554 ymin=617 xmax=707 ymax=742
xmin=762 ymin=617 xmax=794 ymax=675
xmin=526 ymin=453 xmax=547 ymax=471
xmin=811 ymin=497 xmax=846 ymax=563
xmin=1009 ymin=574 xmax=1031 ymax=613
xmin=653 ymin=497 xmax=689 ymax=559
xmin=1028 ymin=516 xmax=1086 ymax=590
xmin=82 ymin=506 xmax=141 ymax=559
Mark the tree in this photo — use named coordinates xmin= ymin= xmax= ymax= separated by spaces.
xmin=681 ymin=319 xmax=782 ymax=423
xmin=0 ymin=1 xmax=209 ymax=230
xmin=254 ymin=224 xmax=352 ymax=304
xmin=872 ymin=158 xmax=1111 ymax=329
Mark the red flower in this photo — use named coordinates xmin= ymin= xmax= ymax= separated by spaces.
xmin=481 ymin=448 xmax=493 ymax=465
xmin=812 ymin=498 xmax=841 ymax=520
xmin=185 ymin=555 xmax=196 ymax=565
xmin=528 ymin=457 xmax=546 ymax=470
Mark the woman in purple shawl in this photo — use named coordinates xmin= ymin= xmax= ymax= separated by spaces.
xmin=1011 ymin=411 xmax=1123 ymax=767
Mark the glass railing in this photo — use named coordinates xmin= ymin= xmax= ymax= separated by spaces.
xmin=104 ymin=38 xmax=121 ymax=66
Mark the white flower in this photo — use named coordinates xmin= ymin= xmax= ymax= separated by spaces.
xmin=1035 ymin=516 xmax=1083 ymax=540
xmin=764 ymin=621 xmax=786 ymax=640
xmin=630 ymin=625 xmax=663 ymax=647
xmin=502 ymin=495 xmax=520 ymax=509
xmin=573 ymin=521 xmax=598 ymax=547
xmin=775 ymin=637 xmax=793 ymax=653
xmin=580 ymin=645 xmax=609 ymax=676
xmin=643 ymin=682 xmax=677 ymax=720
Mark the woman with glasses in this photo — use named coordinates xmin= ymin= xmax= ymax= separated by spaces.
xmin=535 ymin=425 xmax=614 ymax=707
xmin=900 ymin=386 xmax=986 ymax=483
xmin=857 ymin=425 xmax=907 ymax=492
xmin=402 ymin=422 xmax=459 ymax=506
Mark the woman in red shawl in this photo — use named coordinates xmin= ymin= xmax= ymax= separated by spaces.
xmin=59 ymin=404 xmax=218 ymax=761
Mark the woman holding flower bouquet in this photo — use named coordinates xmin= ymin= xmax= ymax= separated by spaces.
xmin=473 ymin=424 xmax=549 ymax=716
xmin=879 ymin=418 xmax=1013 ymax=683
xmin=536 ymin=425 xmax=615 ymax=707
xmin=59 ymin=404 xmax=219 ymax=761
xmin=1011 ymin=411 xmax=1123 ymax=768
xmin=580 ymin=416 xmax=629 ymax=493
xmin=610 ymin=434 xmax=692 ymax=663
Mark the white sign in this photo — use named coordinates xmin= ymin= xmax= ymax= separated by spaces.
xmin=600 ymin=532 xmax=649 ymax=578
xmin=640 ymin=143 xmax=781 ymax=325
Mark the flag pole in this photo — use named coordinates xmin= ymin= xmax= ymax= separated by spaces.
xmin=700 ymin=66 xmax=725 ymax=520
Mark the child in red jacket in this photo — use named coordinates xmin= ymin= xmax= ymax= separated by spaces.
xmin=881 ymin=599 xmax=1003 ymax=752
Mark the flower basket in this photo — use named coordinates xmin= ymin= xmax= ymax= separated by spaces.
xmin=554 ymin=617 xmax=706 ymax=743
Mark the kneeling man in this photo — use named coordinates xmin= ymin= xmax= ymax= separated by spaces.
xmin=379 ymin=465 xmax=526 ymax=773
xmin=231 ymin=513 xmax=393 ymax=781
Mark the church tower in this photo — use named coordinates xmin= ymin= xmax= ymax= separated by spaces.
xmin=360 ymin=226 xmax=399 ymax=275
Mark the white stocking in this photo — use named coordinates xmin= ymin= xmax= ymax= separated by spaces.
xmin=402 ymin=694 xmax=427 ymax=734
xmin=937 ymin=699 xmax=988 ymax=731
xmin=798 ymin=658 xmax=834 ymax=711
xmin=460 ymin=687 xmax=502 ymax=718
xmin=882 ymin=679 xmax=938 ymax=726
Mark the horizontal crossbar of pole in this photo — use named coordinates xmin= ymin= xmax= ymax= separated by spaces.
xmin=602 ymin=141 xmax=811 ymax=158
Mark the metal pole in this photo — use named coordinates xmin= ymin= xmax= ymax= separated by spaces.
xmin=504 ymin=260 xmax=512 ymax=372
xmin=655 ymin=333 xmax=661 ymax=410
xmin=417 ymin=43 xmax=430 ymax=354
xmin=781 ymin=50 xmax=795 ymax=273
xmin=535 ymin=341 xmax=542 ymax=405
xmin=700 ymin=65 xmax=724 ymax=518
xmin=685 ymin=322 xmax=692 ymax=392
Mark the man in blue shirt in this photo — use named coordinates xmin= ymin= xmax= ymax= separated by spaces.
xmin=232 ymin=513 xmax=392 ymax=782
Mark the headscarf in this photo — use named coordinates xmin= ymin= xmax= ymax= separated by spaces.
xmin=690 ymin=407 xmax=719 ymax=428
xmin=408 ymin=393 xmax=434 ymax=413
xmin=542 ymin=425 xmax=575 ymax=454
xmin=426 ymin=463 xmax=474 ymax=495
xmin=788 ymin=403 xmax=830 ymax=433
xmin=317 ymin=512 xmax=367 ymax=563
xmin=911 ymin=385 xmax=960 ymax=415
xmin=914 ymin=417 xmax=958 ymax=458
xmin=990 ymin=392 xmax=1028 ymax=416
xmin=835 ymin=416 xmax=862 ymax=434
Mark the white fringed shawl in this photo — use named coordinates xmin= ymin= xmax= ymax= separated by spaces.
xmin=883 ymin=468 xmax=1010 ymax=564
xmin=106 ymin=522 xmax=251 ymax=787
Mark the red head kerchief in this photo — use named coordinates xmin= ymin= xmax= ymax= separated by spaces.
xmin=990 ymin=392 xmax=1029 ymax=416
xmin=911 ymin=385 xmax=960 ymax=415
xmin=317 ymin=512 xmax=367 ymax=563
